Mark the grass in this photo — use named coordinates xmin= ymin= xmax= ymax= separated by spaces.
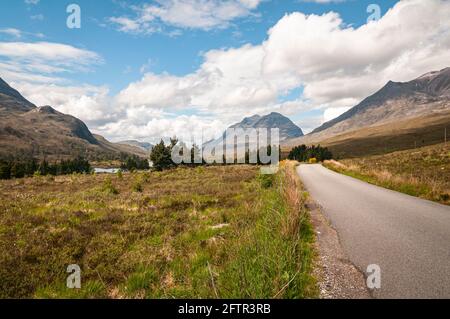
xmin=0 ymin=164 xmax=317 ymax=299
xmin=324 ymin=143 xmax=450 ymax=205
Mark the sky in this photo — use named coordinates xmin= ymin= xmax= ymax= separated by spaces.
xmin=0 ymin=0 xmax=449 ymax=143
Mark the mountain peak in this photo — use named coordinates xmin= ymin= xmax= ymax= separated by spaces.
xmin=0 ymin=77 xmax=36 ymax=111
xmin=309 ymin=66 xmax=450 ymax=136
xmin=232 ymin=112 xmax=303 ymax=140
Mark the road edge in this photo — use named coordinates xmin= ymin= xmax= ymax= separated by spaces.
xmin=302 ymin=179 xmax=373 ymax=299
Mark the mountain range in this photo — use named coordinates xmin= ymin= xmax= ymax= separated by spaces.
xmin=1 ymin=66 xmax=449 ymax=161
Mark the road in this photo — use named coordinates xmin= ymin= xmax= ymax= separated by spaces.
xmin=297 ymin=164 xmax=450 ymax=299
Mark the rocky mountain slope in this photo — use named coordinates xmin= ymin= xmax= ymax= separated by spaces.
xmin=0 ymin=78 xmax=145 ymax=160
xmin=287 ymin=67 xmax=450 ymax=146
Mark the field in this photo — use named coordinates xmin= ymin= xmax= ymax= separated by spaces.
xmin=0 ymin=163 xmax=317 ymax=299
xmin=324 ymin=143 xmax=450 ymax=205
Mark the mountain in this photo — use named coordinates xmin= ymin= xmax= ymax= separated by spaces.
xmin=204 ymin=112 xmax=303 ymax=151
xmin=230 ymin=112 xmax=303 ymax=140
xmin=118 ymin=140 xmax=154 ymax=152
xmin=0 ymin=78 xmax=146 ymax=160
xmin=287 ymin=67 xmax=450 ymax=146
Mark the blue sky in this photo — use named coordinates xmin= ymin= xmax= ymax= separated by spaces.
xmin=0 ymin=0 xmax=448 ymax=142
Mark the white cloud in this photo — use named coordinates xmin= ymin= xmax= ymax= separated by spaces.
xmin=0 ymin=28 xmax=44 ymax=39
xmin=323 ymin=106 xmax=351 ymax=123
xmin=0 ymin=41 xmax=102 ymax=85
xmin=109 ymin=0 xmax=263 ymax=34
xmin=14 ymin=82 xmax=115 ymax=126
xmin=0 ymin=40 xmax=108 ymax=130
xmin=25 ymin=0 xmax=40 ymax=5
xmin=110 ymin=0 xmax=450 ymax=141
xmin=262 ymin=0 xmax=450 ymax=104
xmin=3 ymin=0 xmax=450 ymax=143
xmin=0 ymin=42 xmax=100 ymax=64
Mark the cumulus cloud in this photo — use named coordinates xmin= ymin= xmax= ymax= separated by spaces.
xmin=0 ymin=40 xmax=108 ymax=131
xmin=108 ymin=0 xmax=450 ymax=140
xmin=3 ymin=0 xmax=450 ymax=142
xmin=0 ymin=41 xmax=102 ymax=84
xmin=109 ymin=0 xmax=263 ymax=34
xmin=14 ymin=82 xmax=115 ymax=126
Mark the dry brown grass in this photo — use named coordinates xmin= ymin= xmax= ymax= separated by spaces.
xmin=324 ymin=143 xmax=450 ymax=205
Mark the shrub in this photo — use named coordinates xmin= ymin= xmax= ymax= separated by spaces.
xmin=309 ymin=158 xmax=317 ymax=164
xmin=102 ymin=177 xmax=119 ymax=195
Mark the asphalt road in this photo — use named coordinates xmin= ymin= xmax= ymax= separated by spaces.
xmin=297 ymin=164 xmax=450 ymax=299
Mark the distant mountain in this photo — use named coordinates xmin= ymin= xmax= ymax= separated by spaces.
xmin=202 ymin=112 xmax=303 ymax=157
xmin=230 ymin=112 xmax=303 ymax=140
xmin=118 ymin=140 xmax=153 ymax=152
xmin=0 ymin=78 xmax=146 ymax=160
xmin=287 ymin=67 xmax=450 ymax=146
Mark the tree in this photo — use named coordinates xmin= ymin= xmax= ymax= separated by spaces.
xmin=150 ymin=140 xmax=175 ymax=171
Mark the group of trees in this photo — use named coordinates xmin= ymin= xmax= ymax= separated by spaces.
xmin=0 ymin=157 xmax=91 ymax=180
xmin=149 ymin=138 xmax=282 ymax=171
xmin=120 ymin=155 xmax=150 ymax=171
xmin=288 ymin=145 xmax=333 ymax=162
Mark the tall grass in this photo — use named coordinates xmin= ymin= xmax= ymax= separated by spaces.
xmin=217 ymin=162 xmax=318 ymax=298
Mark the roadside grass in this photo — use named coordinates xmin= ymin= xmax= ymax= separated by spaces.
xmin=323 ymin=143 xmax=450 ymax=205
xmin=0 ymin=164 xmax=317 ymax=299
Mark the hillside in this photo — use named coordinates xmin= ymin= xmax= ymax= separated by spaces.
xmin=0 ymin=78 xmax=145 ymax=160
xmin=285 ymin=68 xmax=450 ymax=157
xmin=312 ymin=67 xmax=450 ymax=138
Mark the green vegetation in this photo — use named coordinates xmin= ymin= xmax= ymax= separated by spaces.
xmin=0 ymin=164 xmax=317 ymax=298
xmin=0 ymin=157 xmax=91 ymax=180
xmin=288 ymin=145 xmax=333 ymax=162
xmin=324 ymin=143 xmax=450 ymax=205
xmin=150 ymin=139 xmax=178 ymax=171
xmin=120 ymin=155 xmax=150 ymax=172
